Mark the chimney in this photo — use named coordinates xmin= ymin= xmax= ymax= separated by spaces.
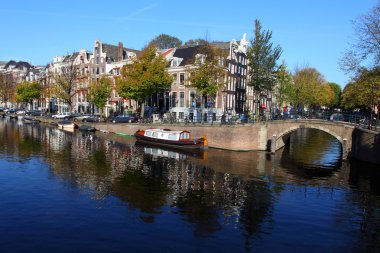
xmin=117 ymin=42 xmax=123 ymax=61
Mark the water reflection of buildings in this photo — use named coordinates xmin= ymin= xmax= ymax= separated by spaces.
xmin=4 ymin=120 xmax=372 ymax=248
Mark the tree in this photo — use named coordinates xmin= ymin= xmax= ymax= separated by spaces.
xmin=183 ymin=39 xmax=208 ymax=47
xmin=340 ymin=2 xmax=380 ymax=74
xmin=52 ymin=53 xmax=79 ymax=111
xmin=0 ymin=72 xmax=15 ymax=105
xmin=327 ymin=82 xmax=342 ymax=108
xmin=14 ymin=81 xmax=42 ymax=108
xmin=247 ymin=19 xmax=282 ymax=116
xmin=274 ymin=62 xmax=295 ymax=108
xmin=116 ymin=45 xmax=173 ymax=117
xmin=148 ymin=34 xmax=182 ymax=49
xmin=88 ymin=76 xmax=112 ymax=116
xmin=341 ymin=67 xmax=380 ymax=110
xmin=188 ymin=42 xmax=226 ymax=115
xmin=292 ymin=67 xmax=326 ymax=109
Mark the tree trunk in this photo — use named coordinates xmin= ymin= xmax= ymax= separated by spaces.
xmin=140 ymin=102 xmax=145 ymax=118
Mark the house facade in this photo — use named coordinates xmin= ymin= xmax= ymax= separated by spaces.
xmin=161 ymin=34 xmax=249 ymax=122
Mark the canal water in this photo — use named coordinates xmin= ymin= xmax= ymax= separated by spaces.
xmin=0 ymin=119 xmax=379 ymax=252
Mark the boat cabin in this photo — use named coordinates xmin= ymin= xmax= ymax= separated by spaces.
xmin=144 ymin=129 xmax=190 ymax=141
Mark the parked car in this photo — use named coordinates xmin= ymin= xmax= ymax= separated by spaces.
xmin=84 ymin=115 xmax=101 ymax=122
xmin=7 ymin=109 xmax=17 ymax=114
xmin=52 ymin=112 xmax=72 ymax=119
xmin=71 ymin=113 xmax=92 ymax=122
xmin=110 ymin=114 xmax=138 ymax=123
xmin=16 ymin=109 xmax=26 ymax=115
xmin=26 ymin=110 xmax=43 ymax=116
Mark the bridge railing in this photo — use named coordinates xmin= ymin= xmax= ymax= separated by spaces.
xmin=146 ymin=111 xmax=378 ymax=130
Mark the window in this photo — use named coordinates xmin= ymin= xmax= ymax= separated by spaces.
xmin=179 ymin=92 xmax=184 ymax=107
xmin=179 ymin=73 xmax=185 ymax=85
xmin=96 ymin=57 xmax=99 ymax=64
xmin=152 ymin=132 xmax=158 ymax=138
xmin=146 ymin=131 xmax=152 ymax=137
xmin=172 ymin=73 xmax=177 ymax=84
xmin=171 ymin=92 xmax=177 ymax=107
xmin=179 ymin=112 xmax=184 ymax=119
xmin=95 ymin=47 xmax=99 ymax=54
xmin=190 ymin=92 xmax=195 ymax=107
xmin=168 ymin=134 xmax=177 ymax=140
xmin=101 ymin=68 xmax=104 ymax=74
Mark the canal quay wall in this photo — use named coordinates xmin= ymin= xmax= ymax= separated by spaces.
xmin=351 ymin=128 xmax=380 ymax=165
xmin=85 ymin=122 xmax=268 ymax=151
xmin=38 ymin=118 xmax=380 ymax=164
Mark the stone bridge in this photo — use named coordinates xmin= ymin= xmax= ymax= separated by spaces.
xmin=265 ymin=120 xmax=354 ymax=160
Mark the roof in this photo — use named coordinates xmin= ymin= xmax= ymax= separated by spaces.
xmin=102 ymin=43 xmax=140 ymax=63
xmin=172 ymin=46 xmax=200 ymax=66
xmin=161 ymin=48 xmax=175 ymax=57
xmin=63 ymin=52 xmax=79 ymax=63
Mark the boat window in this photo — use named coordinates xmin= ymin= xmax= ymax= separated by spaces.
xmin=145 ymin=131 xmax=152 ymax=137
xmin=152 ymin=132 xmax=158 ymax=138
xmin=181 ymin=132 xmax=189 ymax=139
xmin=168 ymin=134 xmax=177 ymax=140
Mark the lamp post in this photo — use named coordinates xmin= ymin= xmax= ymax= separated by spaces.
xmin=370 ymin=86 xmax=378 ymax=130
xmin=221 ymin=88 xmax=227 ymax=124
xmin=377 ymin=96 xmax=380 ymax=130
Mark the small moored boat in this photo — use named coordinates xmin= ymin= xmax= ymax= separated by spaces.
xmin=57 ymin=120 xmax=76 ymax=129
xmin=22 ymin=116 xmax=40 ymax=124
xmin=78 ymin=125 xmax=96 ymax=132
xmin=134 ymin=128 xmax=207 ymax=150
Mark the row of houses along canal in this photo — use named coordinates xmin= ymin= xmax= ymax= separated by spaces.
xmin=0 ymin=117 xmax=379 ymax=252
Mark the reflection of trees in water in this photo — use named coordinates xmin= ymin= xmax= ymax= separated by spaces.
xmin=239 ymin=180 xmax=274 ymax=251
xmin=0 ymin=120 xmax=43 ymax=161
xmin=0 ymin=121 xmax=275 ymax=247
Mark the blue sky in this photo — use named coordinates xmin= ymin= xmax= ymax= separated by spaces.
xmin=1 ymin=0 xmax=377 ymax=87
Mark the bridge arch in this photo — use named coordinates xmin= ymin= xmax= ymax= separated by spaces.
xmin=267 ymin=120 xmax=354 ymax=160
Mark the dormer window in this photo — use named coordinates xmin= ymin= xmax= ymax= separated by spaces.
xmin=172 ymin=59 xmax=178 ymax=67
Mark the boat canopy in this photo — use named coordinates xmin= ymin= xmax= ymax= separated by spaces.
xmin=144 ymin=129 xmax=190 ymax=141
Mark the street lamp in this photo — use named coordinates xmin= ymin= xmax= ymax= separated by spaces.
xmin=370 ymin=86 xmax=378 ymax=130
xmin=221 ymin=88 xmax=227 ymax=124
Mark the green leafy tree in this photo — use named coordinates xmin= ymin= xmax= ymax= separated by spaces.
xmin=88 ymin=76 xmax=112 ymax=116
xmin=15 ymin=81 xmax=42 ymax=108
xmin=188 ymin=42 xmax=226 ymax=114
xmin=316 ymin=83 xmax=334 ymax=108
xmin=116 ymin=45 xmax=173 ymax=117
xmin=341 ymin=67 xmax=380 ymax=110
xmin=274 ymin=62 xmax=295 ymax=108
xmin=327 ymin=82 xmax=342 ymax=108
xmin=148 ymin=34 xmax=182 ymax=49
xmin=292 ymin=67 xmax=325 ymax=109
xmin=247 ymin=19 xmax=282 ymax=116
xmin=183 ymin=39 xmax=208 ymax=47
